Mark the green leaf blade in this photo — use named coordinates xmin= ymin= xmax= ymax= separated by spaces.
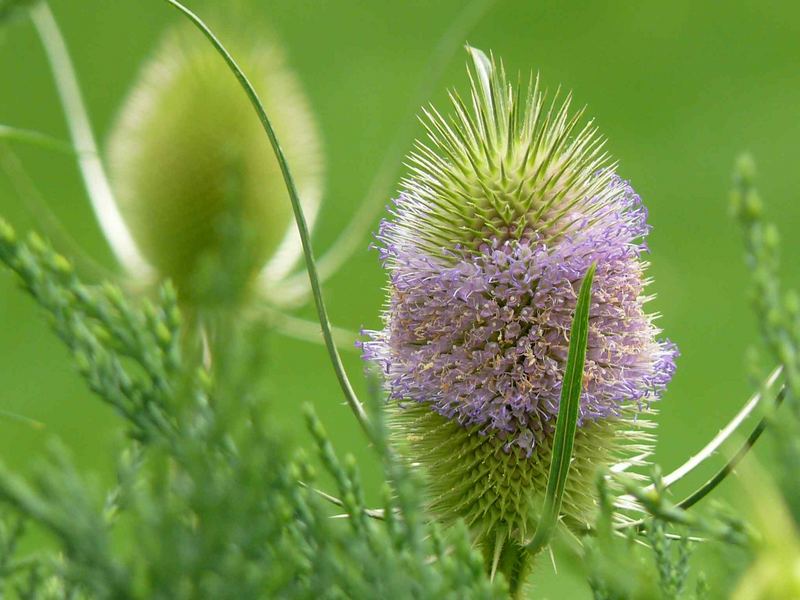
xmin=526 ymin=262 xmax=596 ymax=554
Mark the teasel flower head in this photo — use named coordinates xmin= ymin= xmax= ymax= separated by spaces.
xmin=361 ymin=48 xmax=677 ymax=576
xmin=107 ymin=19 xmax=322 ymax=308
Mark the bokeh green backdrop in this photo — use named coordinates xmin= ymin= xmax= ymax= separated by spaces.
xmin=1 ymin=1 xmax=799 ymax=597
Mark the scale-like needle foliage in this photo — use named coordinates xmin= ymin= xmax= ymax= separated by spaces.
xmin=0 ymin=223 xmax=504 ymax=599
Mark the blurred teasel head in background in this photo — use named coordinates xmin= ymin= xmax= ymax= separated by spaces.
xmin=107 ymin=16 xmax=323 ymax=308
xmin=362 ymin=48 xmax=678 ymax=573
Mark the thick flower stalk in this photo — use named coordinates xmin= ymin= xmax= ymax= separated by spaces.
xmin=362 ymin=49 xmax=677 ymax=584
xmin=107 ymin=19 xmax=322 ymax=307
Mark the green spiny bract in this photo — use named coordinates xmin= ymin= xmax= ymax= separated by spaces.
xmin=391 ymin=403 xmax=654 ymax=587
xmin=399 ymin=49 xmax=615 ymax=259
xmin=363 ymin=48 xmax=677 ymax=588
xmin=107 ymin=18 xmax=322 ymax=308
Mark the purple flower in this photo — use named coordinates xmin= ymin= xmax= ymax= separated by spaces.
xmin=362 ymin=51 xmax=677 ymax=456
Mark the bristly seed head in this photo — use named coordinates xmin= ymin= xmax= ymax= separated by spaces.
xmin=361 ymin=48 xmax=677 ymax=545
xmin=108 ymin=18 xmax=322 ymax=307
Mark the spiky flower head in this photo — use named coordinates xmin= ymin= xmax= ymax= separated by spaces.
xmin=362 ymin=49 xmax=677 ymax=565
xmin=108 ymin=18 xmax=322 ymax=307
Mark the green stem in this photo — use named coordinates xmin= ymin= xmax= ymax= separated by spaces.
xmin=654 ymin=366 xmax=782 ymax=492
xmin=163 ymin=0 xmax=374 ymax=444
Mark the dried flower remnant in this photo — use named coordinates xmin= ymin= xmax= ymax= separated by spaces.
xmin=362 ymin=48 xmax=677 ymax=572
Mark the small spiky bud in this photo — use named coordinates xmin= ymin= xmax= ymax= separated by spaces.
xmin=107 ymin=19 xmax=322 ymax=307
xmin=362 ymin=48 xmax=677 ymax=572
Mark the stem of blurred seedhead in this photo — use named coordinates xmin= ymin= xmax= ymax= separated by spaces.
xmin=29 ymin=2 xmax=152 ymax=279
xmin=272 ymin=0 xmax=498 ymax=306
xmin=162 ymin=0 xmax=376 ymax=444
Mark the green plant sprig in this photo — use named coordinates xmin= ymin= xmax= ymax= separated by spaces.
xmin=732 ymin=155 xmax=800 ymax=417
xmin=611 ymin=471 xmax=751 ymax=548
xmin=0 ymin=221 xmax=181 ymax=442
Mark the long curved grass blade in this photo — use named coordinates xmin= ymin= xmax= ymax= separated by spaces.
xmin=275 ymin=0 xmax=498 ymax=305
xmin=525 ymin=262 xmax=596 ymax=554
xmin=163 ymin=0 xmax=374 ymax=443
xmin=0 ymin=125 xmax=76 ymax=155
xmin=29 ymin=3 xmax=151 ymax=279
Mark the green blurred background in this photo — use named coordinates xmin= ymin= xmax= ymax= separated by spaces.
xmin=1 ymin=0 xmax=799 ymax=596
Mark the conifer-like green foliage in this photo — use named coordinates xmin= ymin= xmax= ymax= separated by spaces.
xmin=583 ymin=475 xmax=707 ymax=600
xmin=0 ymin=222 xmax=505 ymax=599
